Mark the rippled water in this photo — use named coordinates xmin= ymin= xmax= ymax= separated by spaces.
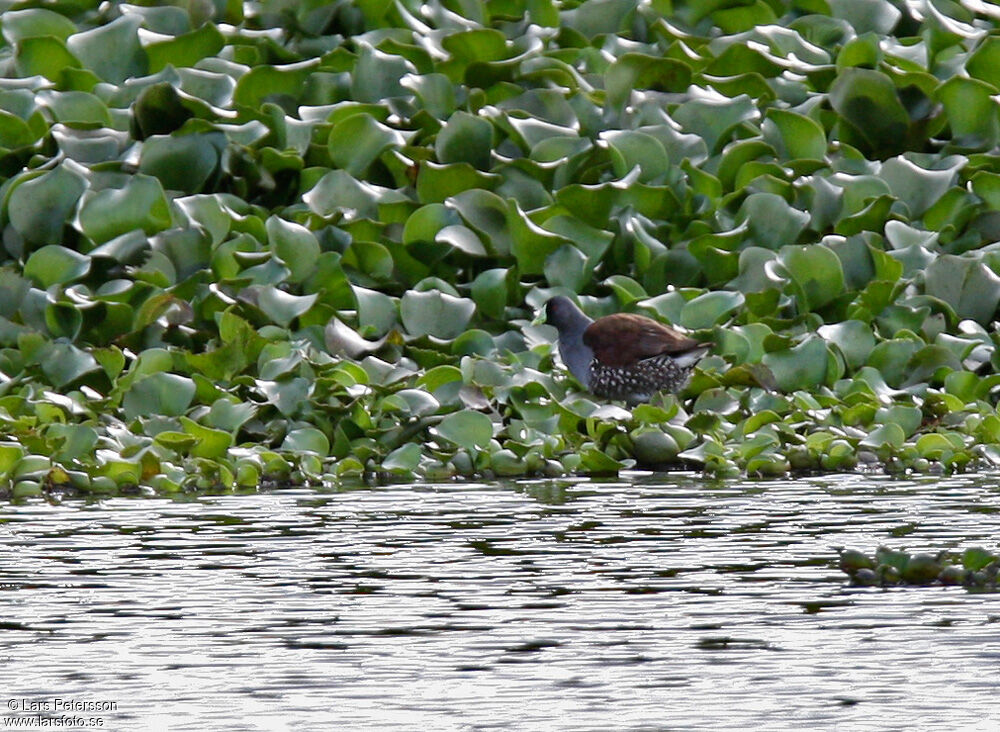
xmin=2 ymin=473 xmax=999 ymax=731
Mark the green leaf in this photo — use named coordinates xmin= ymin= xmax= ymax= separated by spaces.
xmin=880 ymin=155 xmax=962 ymax=218
xmin=23 ymin=245 xmax=90 ymax=287
xmin=828 ymin=68 xmax=909 ymax=155
xmin=329 ymin=113 xmax=406 ymax=176
xmin=252 ymin=287 xmax=319 ymax=328
xmin=2 ymin=8 xmax=77 ymax=43
xmin=508 ymin=202 xmax=571 ymax=275
xmin=435 ymin=110 xmax=493 ymax=170
xmin=739 ymin=193 xmax=810 ymax=249
xmin=818 ymin=320 xmax=875 ymax=370
xmin=123 ymin=373 xmax=196 ymax=420
xmin=605 ymin=53 xmax=691 ymax=112
xmin=139 ymin=133 xmax=224 ymax=194
xmin=15 ymin=37 xmax=81 ymax=81
xmin=40 ymin=341 xmax=100 ymax=387
xmin=382 ymin=442 xmax=422 ymax=473
xmin=8 ymin=164 xmax=88 ymax=246
xmin=935 ymin=77 xmax=999 ymax=149
xmin=762 ymin=337 xmax=830 ymax=392
xmin=146 ymin=22 xmax=226 ymax=73
xmin=924 ymin=255 xmax=1000 ymax=325
xmin=266 ymin=216 xmax=320 ymax=284
xmin=179 ymin=416 xmax=234 ymax=459
xmin=400 ymin=290 xmax=475 ymax=339
xmin=470 ymin=269 xmax=510 ymax=320
xmin=679 ymin=291 xmax=744 ymax=329
xmin=78 ymin=175 xmax=171 ymax=244
xmin=778 ymin=244 xmax=846 ymax=311
xmin=233 ymin=60 xmax=318 ymax=108
xmin=672 ymin=91 xmax=758 ymax=152
xmin=281 ymin=427 xmax=330 ymax=456
xmin=762 ymin=109 xmax=827 ymax=160
xmin=66 ymin=15 xmax=147 ymax=84
xmin=436 ymin=410 xmax=494 ymax=452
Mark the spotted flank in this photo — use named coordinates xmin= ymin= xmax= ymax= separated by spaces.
xmin=588 ymin=353 xmax=694 ymax=403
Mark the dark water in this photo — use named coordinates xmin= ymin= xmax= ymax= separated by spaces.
xmin=1 ymin=473 xmax=999 ymax=731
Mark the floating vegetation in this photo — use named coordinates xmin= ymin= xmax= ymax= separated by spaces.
xmin=4 ymin=2 xmax=1000 ymax=495
xmin=837 ymin=546 xmax=1000 ymax=589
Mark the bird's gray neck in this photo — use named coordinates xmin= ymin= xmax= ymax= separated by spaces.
xmin=556 ymin=315 xmax=594 ymax=389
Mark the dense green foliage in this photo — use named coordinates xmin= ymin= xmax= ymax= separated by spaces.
xmin=3 ymin=0 xmax=1000 ymax=495
xmin=838 ymin=545 xmax=999 ymax=588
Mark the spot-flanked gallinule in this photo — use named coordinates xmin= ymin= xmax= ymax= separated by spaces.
xmin=544 ymin=296 xmax=710 ymax=404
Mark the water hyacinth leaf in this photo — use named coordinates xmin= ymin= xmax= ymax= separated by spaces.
xmin=139 ymin=133 xmax=223 ymax=194
xmin=44 ymin=301 xmax=83 ymax=340
xmin=178 ymin=416 xmax=233 ymax=459
xmin=281 ymin=427 xmax=329 ymax=457
xmin=351 ymin=44 xmax=414 ymax=103
xmin=232 ymin=60 xmax=318 ymax=108
xmin=740 ymin=194 xmax=810 ymax=249
xmin=435 ymin=225 xmax=488 ymax=257
xmin=602 ymin=130 xmax=670 ymax=182
xmin=16 ymin=37 xmax=81 ymax=82
xmin=205 ymin=399 xmax=256 ymax=433
xmin=605 ymin=53 xmax=691 ymax=113
xmin=436 ymin=410 xmax=493 ymax=452
xmin=78 ymin=175 xmax=171 ymax=244
xmin=8 ymin=164 xmax=88 ymax=246
xmin=37 ymin=90 xmax=111 ymax=126
xmin=256 ymin=377 xmax=310 ymax=418
xmin=544 ymin=244 xmax=588 ymax=293
xmin=417 ymin=162 xmax=499 ymax=204
xmin=403 ymin=204 xmax=459 ymax=245
xmin=329 ymin=113 xmax=405 ymax=176
xmin=818 ymin=320 xmax=875 ymax=370
xmin=400 ymin=290 xmax=475 ymax=339
xmin=448 ymin=189 xmax=511 ymax=254
xmin=66 ymin=15 xmax=146 ymax=84
xmin=436 ymin=111 xmax=493 ymax=170
xmin=145 ymin=22 xmax=226 ymax=73
xmin=382 ymin=442 xmax=422 ymax=473
xmin=23 ymin=246 xmax=90 ymax=288
xmin=924 ymin=255 xmax=1000 ymax=325
xmin=132 ymin=82 xmax=194 ymax=140
xmin=778 ymin=244 xmax=846 ymax=311
xmin=122 ymin=373 xmax=196 ymax=420
xmin=353 ymin=286 xmax=397 ymax=336
xmin=402 ymin=72 xmax=456 ymax=118
xmin=2 ymin=8 xmax=77 ymax=43
xmin=508 ymin=203 xmax=571 ymax=275
xmin=266 ymin=216 xmax=320 ymax=283
xmin=866 ymin=339 xmax=920 ymax=387
xmin=471 ymin=268 xmax=510 ymax=320
xmin=762 ymin=109 xmax=827 ymax=161
xmin=934 ymin=77 xmax=999 ymax=149
xmin=829 ymin=0 xmax=901 ymax=34
xmin=762 ymin=337 xmax=830 ymax=392
xmin=252 ymin=287 xmax=319 ymax=327
xmin=679 ymin=291 xmax=744 ymax=329
xmin=40 ymin=341 xmax=100 ymax=387
xmin=672 ymin=91 xmax=758 ymax=152
xmin=48 ymin=424 xmax=99 ymax=462
xmin=879 ymin=156 xmax=961 ymax=218
xmin=828 ymin=68 xmax=909 ymax=155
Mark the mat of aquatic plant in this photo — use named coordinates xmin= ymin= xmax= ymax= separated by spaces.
xmin=838 ymin=545 xmax=1000 ymax=589
xmin=3 ymin=1 xmax=1000 ymax=496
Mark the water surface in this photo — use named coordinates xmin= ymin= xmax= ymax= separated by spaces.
xmin=2 ymin=473 xmax=999 ymax=730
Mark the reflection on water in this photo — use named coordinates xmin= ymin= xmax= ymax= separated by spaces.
xmin=2 ymin=473 xmax=999 ymax=730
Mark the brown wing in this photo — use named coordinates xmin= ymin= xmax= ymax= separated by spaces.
xmin=583 ymin=313 xmax=706 ymax=367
